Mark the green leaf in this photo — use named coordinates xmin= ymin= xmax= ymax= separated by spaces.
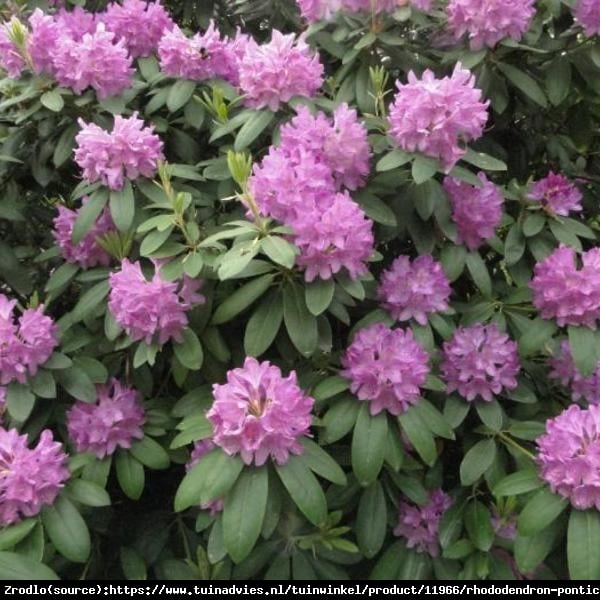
xmin=275 ymin=456 xmax=327 ymax=526
xmin=440 ymin=245 xmax=467 ymax=282
xmin=517 ymin=487 xmax=568 ymax=536
xmin=411 ymin=155 xmax=439 ymax=184
xmin=175 ymin=450 xmax=244 ymax=511
xmin=305 ymin=278 xmax=335 ymax=316
xmin=283 ymin=282 xmax=318 ymax=357
xmin=129 ymin=436 xmax=170 ymax=470
xmin=312 ymin=375 xmax=349 ymax=402
xmin=443 ymin=539 xmax=474 ymax=560
xmin=223 ymin=467 xmax=269 ymax=563
xmin=376 ymin=149 xmax=410 ymax=172
xmin=6 ymin=383 xmax=35 ymax=422
xmin=352 ymin=405 xmax=388 ymax=486
xmin=518 ymin=318 xmax=557 ymax=357
xmin=462 ymin=149 xmax=507 ymax=171
xmin=413 ymin=399 xmax=455 ymax=440
xmin=299 ymin=438 xmax=347 ymax=486
xmin=57 ymin=365 xmax=96 ymax=403
xmin=514 ymin=521 xmax=560 ymax=575
xmin=568 ymin=510 xmax=600 ymax=580
xmin=40 ymin=90 xmax=64 ymax=112
xmin=464 ymin=500 xmax=494 ymax=551
xmin=460 ymin=438 xmax=496 ymax=485
xmin=568 ymin=326 xmax=600 ymax=377
xmin=0 ymin=552 xmax=58 ymax=580
xmin=42 ymin=495 xmax=91 ymax=563
xmin=69 ymin=279 xmax=110 ymax=323
xmin=120 ymin=547 xmax=147 ymax=580
xmin=110 ymin=182 xmax=135 ymax=232
xmin=261 ymin=236 xmax=296 ymax=269
xmin=322 ymin=397 xmax=360 ymax=444
xmin=45 ymin=262 xmax=78 ymax=293
xmin=466 ymin=252 xmax=492 ymax=295
xmin=356 ymin=482 xmax=387 ymax=559
xmin=72 ymin=190 xmax=109 ymax=244
xmin=67 ymin=479 xmax=110 ymax=507
xmin=398 ymin=407 xmax=437 ymax=466
xmin=475 ymin=400 xmax=503 ymax=431
xmin=546 ymin=57 xmax=571 ymax=106
xmin=370 ymin=541 xmax=405 ymax=580
xmin=497 ymin=63 xmax=548 ymax=107
xmin=167 ymin=80 xmax=196 ymax=113
xmin=504 ymin=223 xmax=526 ymax=265
xmin=0 ymin=519 xmax=37 ymax=551
xmin=115 ymin=451 xmax=145 ymax=500
xmin=439 ymin=502 xmax=465 ymax=549
xmin=522 ymin=212 xmax=546 ymax=237
xmin=173 ymin=328 xmax=204 ymax=371
xmin=244 ymin=291 xmax=283 ymax=357
xmin=212 ymin=274 xmax=274 ymax=325
xmin=355 ymin=191 xmax=397 ymax=226
xmin=493 ymin=469 xmax=543 ymax=497
xmin=234 ymin=110 xmax=274 ymax=151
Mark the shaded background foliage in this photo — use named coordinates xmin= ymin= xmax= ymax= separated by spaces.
xmin=0 ymin=0 xmax=600 ymax=582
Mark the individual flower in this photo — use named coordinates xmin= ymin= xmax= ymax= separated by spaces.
xmin=74 ymin=113 xmax=164 ymax=190
xmin=294 ymin=192 xmax=374 ymax=282
xmin=443 ymin=172 xmax=503 ymax=250
xmin=52 ymin=23 xmax=133 ymax=99
xmin=207 ymin=357 xmax=314 ymax=466
xmin=549 ymin=341 xmax=600 ymax=405
xmin=158 ymin=22 xmax=238 ymax=83
xmin=239 ymin=30 xmax=324 ymax=111
xmin=446 ymin=0 xmax=535 ymax=50
xmin=103 ymin=0 xmax=174 ymax=58
xmin=54 ymin=7 xmax=97 ymax=41
xmin=0 ymin=428 xmax=69 ymax=526
xmin=52 ymin=198 xmax=116 ymax=269
xmin=388 ymin=64 xmax=489 ymax=171
xmin=341 ymin=323 xmax=430 ymax=415
xmin=186 ymin=439 xmax=224 ymax=515
xmin=378 ymin=255 xmax=451 ymax=325
xmin=0 ymin=295 xmax=58 ymax=385
xmin=528 ymin=172 xmax=583 ymax=217
xmin=393 ymin=489 xmax=452 ymax=556
xmin=108 ymin=259 xmax=204 ymax=345
xmin=67 ymin=378 xmax=145 ymax=458
xmin=573 ymin=0 xmax=600 ymax=37
xmin=537 ymin=404 xmax=600 ymax=510
xmin=440 ymin=323 xmax=520 ymax=402
xmin=530 ymin=246 xmax=600 ymax=329
xmin=0 ymin=19 xmax=26 ymax=78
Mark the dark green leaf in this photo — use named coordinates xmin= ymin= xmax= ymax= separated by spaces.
xmin=300 ymin=438 xmax=347 ymax=486
xmin=356 ymin=482 xmax=387 ymax=559
xmin=517 ymin=486 xmax=568 ymax=536
xmin=568 ymin=510 xmax=600 ymax=580
xmin=493 ymin=469 xmax=543 ymax=497
xmin=6 ymin=383 xmax=35 ymax=422
xmin=72 ymin=190 xmax=108 ymax=244
xmin=129 ymin=436 xmax=171 ymax=470
xmin=244 ymin=291 xmax=283 ymax=357
xmin=460 ymin=438 xmax=496 ymax=485
xmin=283 ymin=282 xmax=318 ymax=357
xmin=173 ymin=328 xmax=204 ymax=371
xmin=398 ymin=407 xmax=437 ymax=466
xmin=0 ymin=552 xmax=58 ymax=580
xmin=212 ymin=274 xmax=274 ymax=325
xmin=352 ymin=405 xmax=388 ymax=485
xmin=305 ymin=278 xmax=335 ymax=316
xmin=115 ymin=451 xmax=145 ymax=500
xmin=110 ymin=182 xmax=135 ymax=232
xmin=234 ymin=111 xmax=274 ymax=151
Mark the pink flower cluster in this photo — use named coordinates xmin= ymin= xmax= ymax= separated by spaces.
xmin=108 ymin=259 xmax=205 ymax=345
xmin=0 ymin=428 xmax=69 ymax=526
xmin=67 ymin=378 xmax=145 ymax=458
xmin=52 ymin=198 xmax=116 ymax=269
xmin=446 ymin=0 xmax=535 ymax=50
xmin=250 ymin=105 xmax=374 ymax=281
xmin=206 ymin=357 xmax=314 ymax=466
xmin=341 ymin=323 xmax=430 ymax=416
xmin=393 ymin=489 xmax=452 ymax=556
xmin=530 ymin=246 xmax=600 ymax=329
xmin=443 ymin=172 xmax=503 ymax=250
xmin=0 ymin=295 xmax=58 ymax=385
xmin=441 ymin=324 xmax=520 ymax=402
xmin=574 ymin=0 xmax=600 ymax=37
xmin=74 ymin=113 xmax=164 ymax=190
xmin=378 ymin=255 xmax=451 ymax=325
xmin=0 ymin=18 xmax=26 ymax=77
xmin=529 ymin=172 xmax=583 ymax=217
xmin=550 ymin=341 xmax=600 ymax=405
xmin=186 ymin=439 xmax=224 ymax=515
xmin=239 ymin=31 xmax=324 ymax=111
xmin=537 ymin=404 xmax=600 ymax=510
xmin=389 ymin=64 xmax=489 ymax=171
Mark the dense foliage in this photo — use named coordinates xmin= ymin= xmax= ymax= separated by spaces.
xmin=1 ymin=0 xmax=600 ymax=581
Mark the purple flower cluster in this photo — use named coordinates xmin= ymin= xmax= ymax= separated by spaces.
xmin=537 ymin=404 xmax=600 ymax=510
xmin=550 ymin=341 xmax=600 ymax=405
xmin=239 ymin=31 xmax=324 ymax=111
xmin=529 ymin=172 xmax=583 ymax=217
xmin=52 ymin=198 xmax=116 ymax=269
xmin=158 ymin=22 xmax=247 ymax=85
xmin=0 ymin=428 xmax=69 ymax=526
xmin=0 ymin=295 xmax=58 ymax=385
xmin=393 ymin=489 xmax=452 ymax=556
xmin=341 ymin=323 xmax=430 ymax=416
xmin=574 ymin=0 xmax=600 ymax=37
xmin=530 ymin=246 xmax=600 ymax=329
xmin=446 ymin=0 xmax=535 ymax=50
xmin=250 ymin=105 xmax=374 ymax=281
xmin=389 ymin=64 xmax=489 ymax=171
xmin=108 ymin=259 xmax=205 ymax=345
xmin=443 ymin=172 xmax=503 ymax=250
xmin=207 ymin=357 xmax=314 ymax=466
xmin=74 ymin=113 xmax=164 ymax=190
xmin=378 ymin=255 xmax=451 ymax=325
xmin=441 ymin=324 xmax=520 ymax=402
xmin=186 ymin=439 xmax=224 ymax=515
xmin=67 ymin=378 xmax=145 ymax=458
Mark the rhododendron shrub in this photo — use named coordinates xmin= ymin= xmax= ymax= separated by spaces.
xmin=0 ymin=0 xmax=600 ymax=582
